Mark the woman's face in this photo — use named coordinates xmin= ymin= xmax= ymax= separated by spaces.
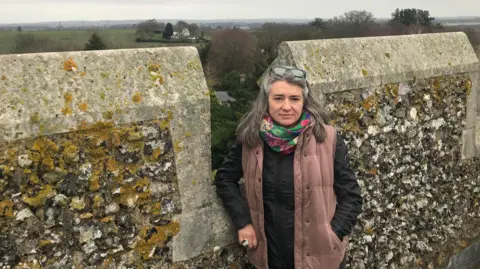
xmin=268 ymin=80 xmax=305 ymax=127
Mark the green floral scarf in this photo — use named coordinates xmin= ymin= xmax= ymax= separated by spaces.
xmin=259 ymin=112 xmax=311 ymax=154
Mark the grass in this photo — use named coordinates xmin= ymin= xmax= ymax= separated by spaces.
xmin=0 ymin=28 xmax=207 ymax=55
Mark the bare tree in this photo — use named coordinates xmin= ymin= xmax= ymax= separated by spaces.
xmin=324 ymin=10 xmax=377 ymax=38
xmin=136 ymin=19 xmax=161 ymax=40
xmin=206 ymin=29 xmax=259 ymax=79
xmin=175 ymin=20 xmax=189 ymax=31
xmin=187 ymin=23 xmax=199 ymax=35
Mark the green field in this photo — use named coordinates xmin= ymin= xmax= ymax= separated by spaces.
xmin=0 ymin=29 xmax=207 ymax=55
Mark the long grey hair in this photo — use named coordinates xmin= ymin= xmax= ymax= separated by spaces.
xmin=236 ymin=67 xmax=330 ymax=148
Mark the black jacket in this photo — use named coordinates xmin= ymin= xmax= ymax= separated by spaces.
xmin=214 ymin=133 xmax=363 ymax=269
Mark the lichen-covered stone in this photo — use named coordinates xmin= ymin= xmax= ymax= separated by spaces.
xmin=0 ymin=120 xmax=184 ymax=268
xmin=259 ymin=34 xmax=480 ymax=269
xmin=324 ymin=74 xmax=480 ymax=268
xmin=0 ymin=48 xmax=239 ymax=268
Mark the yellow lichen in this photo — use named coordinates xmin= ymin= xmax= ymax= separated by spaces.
xmin=134 ymin=221 xmax=180 ymax=260
xmin=61 ymin=106 xmax=72 ymax=115
xmin=41 ymin=156 xmax=55 ymax=171
xmin=116 ymin=178 xmax=150 ymax=207
xmin=30 ymin=112 xmax=41 ymax=124
xmin=361 ymin=69 xmax=368 ymax=76
xmin=64 ymin=92 xmax=73 ymax=103
xmin=89 ymin=173 xmax=101 ymax=191
xmin=38 ymin=240 xmax=53 ymax=248
xmin=93 ymin=194 xmax=104 ymax=208
xmin=100 ymin=72 xmax=109 ymax=79
xmin=99 ymin=92 xmax=106 ymax=100
xmin=361 ymin=94 xmax=377 ymax=112
xmin=465 ymin=77 xmax=472 ymax=95
xmin=21 ymin=184 xmax=56 ymax=207
xmin=79 ymin=71 xmax=86 ymax=77
xmin=174 ymin=140 xmax=182 ymax=152
xmin=0 ymin=200 xmax=14 ymax=218
xmin=103 ymin=110 xmax=114 ymax=120
xmin=62 ymin=143 xmax=78 ymax=164
xmin=132 ymin=92 xmax=142 ymax=103
xmin=80 ymin=213 xmax=93 ymax=219
xmin=101 ymin=215 xmax=115 ymax=223
xmin=69 ymin=197 xmax=86 ymax=211
xmin=148 ymin=63 xmax=161 ymax=72
xmin=63 ymin=57 xmax=78 ymax=71
xmin=152 ymin=148 xmax=162 ymax=159
xmin=78 ymin=103 xmax=88 ymax=112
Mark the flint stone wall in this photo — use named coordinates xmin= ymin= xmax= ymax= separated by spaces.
xmin=0 ymin=48 xmax=240 ymax=269
xmin=260 ymin=32 xmax=480 ymax=268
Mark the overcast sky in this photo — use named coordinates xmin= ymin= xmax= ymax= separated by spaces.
xmin=1 ymin=0 xmax=479 ymax=24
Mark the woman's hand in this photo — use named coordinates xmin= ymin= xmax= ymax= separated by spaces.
xmin=238 ymin=224 xmax=258 ymax=249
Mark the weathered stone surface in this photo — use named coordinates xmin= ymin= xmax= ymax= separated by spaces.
xmin=0 ymin=48 xmax=239 ymax=268
xmin=260 ymin=32 xmax=479 ymax=94
xmin=259 ymin=33 xmax=480 ymax=268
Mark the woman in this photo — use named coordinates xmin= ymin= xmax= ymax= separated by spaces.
xmin=214 ymin=66 xmax=363 ymax=269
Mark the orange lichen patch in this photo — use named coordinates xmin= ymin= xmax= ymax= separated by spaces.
xmin=78 ymin=103 xmax=88 ymax=112
xmin=134 ymin=221 xmax=180 ymax=260
xmin=365 ymin=226 xmax=374 ymax=235
xmin=1 ymin=75 xmax=6 ymax=80
xmin=63 ymin=57 xmax=78 ymax=71
xmin=116 ymin=178 xmax=151 ymax=207
xmin=64 ymin=92 xmax=73 ymax=103
xmin=21 ymin=184 xmax=56 ymax=207
xmin=31 ymin=137 xmax=58 ymax=165
xmin=79 ymin=71 xmax=87 ymax=77
xmin=152 ymin=148 xmax=162 ymax=159
xmin=0 ymin=200 xmax=14 ymax=218
xmin=368 ymin=168 xmax=378 ymax=175
xmin=61 ymin=106 xmax=73 ymax=115
xmin=132 ymin=92 xmax=142 ymax=103
xmin=361 ymin=95 xmax=377 ymax=112
xmin=41 ymin=156 xmax=55 ymax=171
xmin=101 ymin=215 xmax=115 ymax=223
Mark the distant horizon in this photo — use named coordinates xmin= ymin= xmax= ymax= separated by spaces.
xmin=2 ymin=15 xmax=480 ymax=27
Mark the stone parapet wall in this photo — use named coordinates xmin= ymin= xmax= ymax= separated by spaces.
xmin=0 ymin=48 xmax=240 ymax=269
xmin=260 ymin=32 xmax=480 ymax=268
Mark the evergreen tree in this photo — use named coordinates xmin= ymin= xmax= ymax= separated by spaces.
xmin=163 ymin=23 xmax=174 ymax=39
xmin=85 ymin=33 xmax=107 ymax=50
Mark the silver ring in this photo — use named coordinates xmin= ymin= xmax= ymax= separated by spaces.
xmin=241 ymin=239 xmax=249 ymax=247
